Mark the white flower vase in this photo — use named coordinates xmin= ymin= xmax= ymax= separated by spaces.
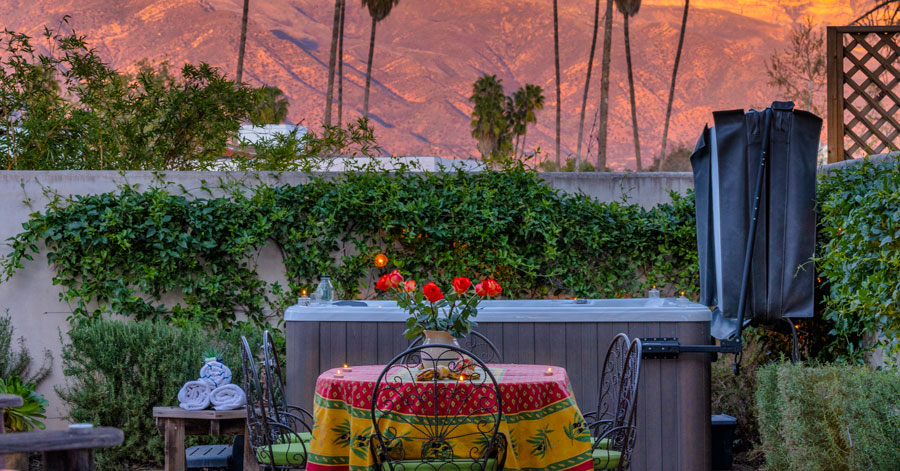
xmin=421 ymin=330 xmax=462 ymax=366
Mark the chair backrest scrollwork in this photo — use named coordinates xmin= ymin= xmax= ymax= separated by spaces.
xmin=371 ymin=344 xmax=504 ymax=471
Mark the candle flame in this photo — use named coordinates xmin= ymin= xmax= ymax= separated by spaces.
xmin=343 ymin=363 xmax=349 ymax=369
xmin=547 ymin=367 xmax=553 ymax=374
xmin=301 ymin=289 xmax=308 ymax=296
xmin=458 ymin=375 xmax=466 ymax=381
xmin=336 ymin=369 xmax=342 ymax=375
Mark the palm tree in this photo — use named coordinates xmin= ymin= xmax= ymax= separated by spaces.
xmin=324 ymin=0 xmax=343 ymax=126
xmin=235 ymin=0 xmax=250 ymax=83
xmin=250 ymin=86 xmax=290 ymax=124
xmin=552 ymin=0 xmax=562 ymax=169
xmin=336 ymin=0 xmax=346 ymax=126
xmin=361 ymin=0 xmax=400 ymax=119
xmin=470 ymin=75 xmax=508 ymax=158
xmin=658 ymin=0 xmax=690 ymax=170
xmin=516 ymin=84 xmax=546 ymax=154
xmin=576 ymin=0 xmax=603 ymax=165
xmin=596 ymin=0 xmax=614 ymax=171
xmin=615 ymin=0 xmax=643 ymax=171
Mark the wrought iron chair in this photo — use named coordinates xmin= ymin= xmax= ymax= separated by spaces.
xmin=371 ymin=344 xmax=505 ymax=471
xmin=583 ymin=334 xmax=631 ymax=434
xmin=589 ymin=338 xmax=642 ymax=470
xmin=262 ymin=330 xmax=316 ymax=430
xmin=241 ymin=335 xmax=311 ymax=470
xmin=409 ymin=331 xmax=504 ymax=363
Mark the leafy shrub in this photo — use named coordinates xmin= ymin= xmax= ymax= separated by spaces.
xmin=755 ymin=362 xmax=900 ymax=471
xmin=0 ymin=311 xmax=52 ymax=432
xmin=1 ymin=166 xmax=699 ymax=328
xmin=0 ymin=21 xmax=262 ymax=171
xmin=0 ymin=376 xmax=48 ymax=431
xmin=57 ymin=320 xmax=263 ymax=471
xmin=817 ymin=158 xmax=900 ymax=361
xmin=0 ymin=312 xmax=51 ymax=384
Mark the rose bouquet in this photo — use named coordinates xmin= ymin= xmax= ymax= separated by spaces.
xmin=376 ymin=270 xmax=502 ymax=340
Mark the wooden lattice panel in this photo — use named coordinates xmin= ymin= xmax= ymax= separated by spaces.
xmin=827 ymin=26 xmax=900 ymax=162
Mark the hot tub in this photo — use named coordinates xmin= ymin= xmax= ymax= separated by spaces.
xmin=285 ymin=298 xmax=712 ymax=471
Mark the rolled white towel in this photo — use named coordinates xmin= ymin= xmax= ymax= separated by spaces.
xmin=200 ymin=360 xmax=232 ymax=388
xmin=178 ymin=380 xmax=212 ymax=410
xmin=210 ymin=384 xmax=246 ymax=411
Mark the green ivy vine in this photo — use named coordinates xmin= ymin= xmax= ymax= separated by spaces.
xmin=1 ymin=167 xmax=700 ymax=328
xmin=817 ymin=158 xmax=900 ymax=362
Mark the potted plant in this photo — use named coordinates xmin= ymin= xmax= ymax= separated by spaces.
xmin=376 ymin=270 xmax=502 ymax=360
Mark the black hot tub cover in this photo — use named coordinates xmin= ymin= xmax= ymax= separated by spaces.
xmin=690 ymin=101 xmax=822 ymax=339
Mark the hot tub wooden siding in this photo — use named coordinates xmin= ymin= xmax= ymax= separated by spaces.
xmin=286 ymin=302 xmax=712 ymax=471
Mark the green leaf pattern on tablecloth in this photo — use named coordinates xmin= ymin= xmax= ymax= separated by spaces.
xmin=332 ymin=419 xmax=352 ymax=447
xmin=527 ymin=425 xmax=553 ymax=459
xmin=351 ymin=426 xmax=372 ymax=459
xmin=563 ymin=414 xmax=591 ymax=444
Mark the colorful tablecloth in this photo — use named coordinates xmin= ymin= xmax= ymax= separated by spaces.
xmin=308 ymin=364 xmax=593 ymax=471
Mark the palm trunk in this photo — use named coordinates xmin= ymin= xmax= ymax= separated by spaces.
xmin=521 ymin=128 xmax=528 ymax=155
xmin=659 ymin=0 xmax=689 ymax=171
xmin=337 ymin=0 xmax=346 ymax=126
xmin=236 ymin=0 xmax=250 ymax=83
xmin=324 ymin=0 xmax=342 ymax=126
xmin=596 ymin=0 xmax=613 ymax=171
xmin=553 ymin=0 xmax=561 ymax=169
xmin=576 ymin=0 xmax=602 ymax=164
xmin=363 ymin=16 xmax=377 ymax=119
xmin=623 ymin=15 xmax=642 ymax=171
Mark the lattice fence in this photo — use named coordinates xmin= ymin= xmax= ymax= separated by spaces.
xmin=826 ymin=26 xmax=900 ymax=162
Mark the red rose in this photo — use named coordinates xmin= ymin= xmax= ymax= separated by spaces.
xmin=452 ymin=277 xmax=471 ymax=294
xmin=476 ymin=279 xmax=502 ymax=297
xmin=376 ymin=274 xmax=391 ymax=291
xmin=423 ymin=282 xmax=444 ymax=303
xmin=485 ymin=279 xmax=502 ymax=297
xmin=376 ymin=270 xmax=405 ymax=291
xmin=388 ymin=270 xmax=404 ymax=288
xmin=403 ymin=280 xmax=417 ymax=292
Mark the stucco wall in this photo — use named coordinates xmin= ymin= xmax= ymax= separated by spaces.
xmin=0 ymin=169 xmax=696 ymax=428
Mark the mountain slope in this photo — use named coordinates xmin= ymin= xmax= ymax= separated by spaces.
xmin=1 ymin=0 xmax=848 ymax=168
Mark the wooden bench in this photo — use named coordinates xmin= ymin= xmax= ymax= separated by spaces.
xmin=0 ymin=393 xmax=24 ymax=468
xmin=0 ymin=426 xmax=124 ymax=471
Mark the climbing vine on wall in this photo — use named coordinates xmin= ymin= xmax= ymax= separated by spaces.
xmin=0 ymin=167 xmax=699 ymax=328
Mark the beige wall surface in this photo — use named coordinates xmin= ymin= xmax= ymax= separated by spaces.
xmin=0 ymin=169 xmax=692 ymax=428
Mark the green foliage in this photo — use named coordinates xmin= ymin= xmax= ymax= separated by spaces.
xmin=817 ymin=158 xmax=900 ymax=362
xmin=755 ymin=362 xmax=900 ymax=471
xmin=1 ymin=167 xmax=699 ymax=328
xmin=57 ymin=319 xmax=263 ymax=471
xmin=0 ymin=311 xmax=52 ymax=433
xmin=0 ymin=311 xmax=52 ymax=384
xmin=0 ymin=376 xmax=48 ymax=432
xmin=470 ymin=74 xmax=544 ymax=159
xmin=232 ymin=118 xmax=382 ymax=172
xmin=0 ymin=21 xmax=259 ymax=170
xmin=249 ymin=85 xmax=290 ymax=125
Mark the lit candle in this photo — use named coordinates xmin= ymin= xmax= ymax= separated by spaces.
xmin=544 ymin=367 xmax=553 ymax=376
xmin=342 ymin=363 xmax=353 ymax=372
xmin=334 ymin=369 xmax=343 ymax=378
xmin=648 ymin=285 xmax=660 ymax=299
xmin=458 ymin=374 xmax=467 ymax=382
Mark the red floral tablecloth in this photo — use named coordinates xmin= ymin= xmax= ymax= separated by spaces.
xmin=307 ymin=364 xmax=593 ymax=471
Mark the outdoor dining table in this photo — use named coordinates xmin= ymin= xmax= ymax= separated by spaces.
xmin=308 ymin=363 xmax=594 ymax=471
